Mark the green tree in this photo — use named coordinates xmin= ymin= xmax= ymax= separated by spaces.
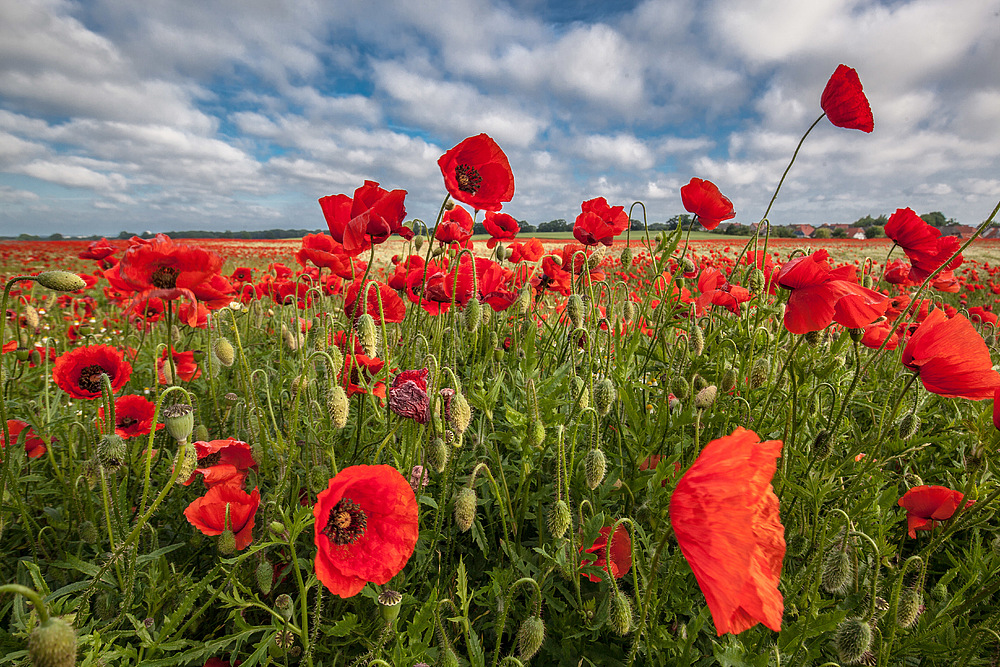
xmin=832 ymin=228 xmax=847 ymax=238
xmin=813 ymin=228 xmax=832 ymax=239
xmin=920 ymin=211 xmax=947 ymax=227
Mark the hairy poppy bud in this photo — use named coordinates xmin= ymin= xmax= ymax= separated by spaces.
xmin=35 ymin=270 xmax=86 ymax=293
xmin=162 ymin=403 xmax=195 ymax=443
xmin=309 ymin=464 xmax=331 ymax=493
xmin=835 ymin=617 xmax=872 ymax=665
xmin=805 ymin=330 xmax=824 ymax=346
xmin=515 ymin=286 xmax=532 ymax=316
xmin=694 ymin=385 xmax=717 ymax=411
xmin=689 ymin=324 xmax=704 ymax=356
xmin=681 ymin=257 xmax=696 ymax=276
xmin=355 ymin=314 xmax=378 ymax=357
xmin=97 ymin=434 xmax=127 ymax=468
xmin=463 ymin=298 xmax=482 ymax=334
xmin=427 ymin=437 xmax=448 ymax=473
xmin=813 ymin=429 xmax=833 ymax=460
xmin=749 ymin=357 xmax=769 ymax=389
xmin=192 ymin=424 xmax=209 ymax=442
xmin=670 ymin=376 xmax=688 ymax=399
xmin=748 ymin=268 xmax=766 ymax=294
xmin=414 ymin=234 xmax=424 ymax=251
xmin=449 ymin=392 xmax=472 ymax=434
xmin=23 ymin=304 xmax=39 ymax=330
xmin=454 ymin=486 xmax=477 ymax=532
xmin=218 ymin=529 xmax=237 ymax=555
xmin=862 ymin=274 xmax=873 ymax=289
xmin=593 ymin=377 xmax=616 ymax=416
xmin=622 ymin=300 xmax=637 ymax=323
xmin=213 ymin=337 xmax=235 ymax=367
xmin=28 ymin=616 xmax=76 ymax=667
xmin=721 ymin=367 xmax=737 ymax=393
xmin=566 ymin=294 xmax=584 ymax=329
xmin=572 ymin=375 xmax=589 ymax=411
xmin=327 ymin=385 xmax=349 ymax=429
xmin=931 ymin=582 xmax=948 ymax=603
xmin=379 ymin=589 xmax=403 ymax=624
xmin=256 ymin=557 xmax=273 ymax=595
xmin=547 ymin=499 xmax=571 ymax=539
xmin=822 ymin=541 xmax=854 ymax=595
xmin=620 ymin=247 xmax=633 ymax=269
xmin=440 ymin=647 xmax=459 ymax=667
xmin=897 ymin=412 xmax=920 ymax=440
xmin=526 ymin=420 xmax=545 ymax=449
xmin=173 ymin=443 xmax=197 ymax=484
xmin=78 ymin=520 xmax=98 ymax=545
xmin=896 ymin=588 xmax=922 ymax=628
xmin=609 ymin=591 xmax=633 ymax=635
xmin=517 ymin=615 xmax=546 ymax=660
xmin=585 ymin=448 xmax=606 ymax=490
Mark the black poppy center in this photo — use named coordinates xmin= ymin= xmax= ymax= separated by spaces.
xmin=455 ymin=164 xmax=483 ymax=194
xmin=198 ymin=452 xmax=222 ymax=467
xmin=78 ymin=364 xmax=107 ymax=393
xmin=322 ymin=498 xmax=367 ymax=546
xmin=117 ymin=417 xmax=139 ymax=429
xmin=151 ymin=265 xmax=180 ymax=289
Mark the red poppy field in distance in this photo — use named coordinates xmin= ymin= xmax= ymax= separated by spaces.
xmin=2 ymin=64 xmax=1000 ymax=667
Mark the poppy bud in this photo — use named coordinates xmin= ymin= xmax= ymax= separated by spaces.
xmin=812 ymin=429 xmax=833 ymax=460
xmin=28 ymin=616 xmax=76 ymax=667
xmin=355 ymin=314 xmax=379 ymax=357
xmin=213 ymin=337 xmax=235 ymax=367
xmin=23 ymin=304 xmax=39 ymax=330
xmin=897 ymin=412 xmax=920 ymax=440
xmin=454 ymin=486 xmax=477 ymax=532
xmin=585 ymin=448 xmax=606 ymax=490
xmin=572 ymin=375 xmax=589 ymax=411
xmin=218 ymin=529 xmax=237 ymax=555
xmin=255 ymin=557 xmax=273 ymax=596
xmin=463 ymin=298 xmax=482 ymax=334
xmin=275 ymin=594 xmax=294 ymax=621
xmin=162 ymin=403 xmax=195 ymax=443
xmin=593 ymin=377 xmax=616 ymax=416
xmin=547 ymin=499 xmax=571 ymax=539
xmin=835 ymin=617 xmax=873 ymax=665
xmin=517 ymin=615 xmax=545 ymax=660
xmin=78 ymin=520 xmax=98 ymax=545
xmin=566 ymin=294 xmax=585 ymax=329
xmin=379 ymin=589 xmax=403 ymax=624
xmin=720 ymin=368 xmax=737 ymax=394
xmin=620 ymin=247 xmax=633 ymax=269
xmin=897 ymin=588 xmax=922 ymax=628
xmin=748 ymin=268 xmax=766 ymax=294
xmin=281 ymin=324 xmax=302 ymax=351
xmin=414 ymin=234 xmax=424 ymax=251
xmin=193 ymin=424 xmax=210 ymax=442
xmin=427 ymin=437 xmax=449 ymax=473
xmin=749 ymin=358 xmax=769 ymax=389
xmin=449 ymin=392 xmax=472 ymax=434
xmin=689 ymin=325 xmax=704 ymax=357
xmin=269 ymin=521 xmax=286 ymax=537
xmin=670 ymin=376 xmax=688 ymax=399
xmin=821 ymin=541 xmax=854 ymax=595
xmin=931 ymin=582 xmax=948 ymax=603
xmin=440 ymin=647 xmax=460 ymax=667
xmin=805 ymin=330 xmax=824 ymax=346
xmin=681 ymin=257 xmax=696 ymax=276
xmin=97 ymin=434 xmax=127 ymax=468
xmin=862 ymin=274 xmax=873 ymax=288
xmin=173 ymin=443 xmax=197 ymax=484
xmin=694 ymin=385 xmax=717 ymax=411
xmin=327 ymin=385 xmax=349 ymax=429
xmin=35 ymin=270 xmax=86 ymax=293
xmin=622 ymin=300 xmax=637 ymax=323
xmin=16 ymin=347 xmax=30 ymax=362
xmin=309 ymin=464 xmax=331 ymax=493
xmin=515 ymin=286 xmax=532 ymax=316
xmin=526 ymin=420 xmax=545 ymax=449
xmin=608 ymin=591 xmax=633 ymax=635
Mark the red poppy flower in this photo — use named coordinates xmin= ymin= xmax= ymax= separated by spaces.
xmin=438 ymin=134 xmax=514 ymax=212
xmin=670 ymin=427 xmax=784 ymax=635
xmin=1 ymin=419 xmax=46 ymax=459
xmin=78 ymin=237 xmax=118 ymax=261
xmin=313 ymin=464 xmax=419 ymax=598
xmin=295 ymin=233 xmax=354 ymax=278
xmin=118 ymin=234 xmax=223 ymax=301
xmin=342 ymin=353 xmax=386 ymax=398
xmin=777 ymin=250 xmax=889 ymax=334
xmin=53 ymin=344 xmax=132 ymax=400
xmin=901 ymin=308 xmax=1000 ymax=400
xmin=343 ymin=280 xmax=406 ymax=323
xmin=820 ymin=64 xmax=874 ymax=133
xmin=184 ymin=483 xmax=260 ymax=551
xmin=579 ymin=525 xmax=632 ymax=582
xmin=157 ymin=349 xmax=201 ymax=384
xmin=98 ymin=394 xmax=163 ymax=439
xmin=230 ymin=267 xmax=253 ymax=283
xmin=184 ymin=438 xmax=258 ymax=489
xmin=508 ymin=238 xmax=544 ymax=263
xmin=573 ymin=197 xmax=629 ymax=247
xmin=681 ymin=178 xmax=736 ymax=230
xmin=884 ymin=208 xmax=963 ymax=283
xmin=388 ymin=369 xmax=430 ymax=424
xmin=435 ymin=205 xmax=475 ymax=245
xmin=696 ymin=267 xmax=752 ymax=316
xmin=319 ymin=181 xmax=411 ymax=256
xmin=483 ymin=211 xmax=520 ymax=248
xmin=898 ymin=485 xmax=973 ymax=538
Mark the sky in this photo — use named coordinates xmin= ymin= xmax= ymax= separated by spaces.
xmin=1 ymin=0 xmax=999 ymax=237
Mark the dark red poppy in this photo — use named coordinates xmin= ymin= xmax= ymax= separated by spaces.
xmin=898 ymin=485 xmax=973 ymax=538
xmin=342 ymin=354 xmax=386 ymax=398
xmin=53 ymin=344 xmax=132 ymax=400
xmin=343 ymin=280 xmax=406 ymax=323
xmin=157 ymin=349 xmax=201 ymax=384
xmin=777 ymin=250 xmax=889 ymax=334
xmin=438 ymin=134 xmax=514 ymax=212
xmin=118 ymin=234 xmax=223 ymax=301
xmin=681 ymin=178 xmax=736 ymax=230
xmin=184 ymin=482 xmax=260 ymax=551
xmin=573 ymin=197 xmax=628 ymax=247
xmin=388 ymin=369 xmax=430 ymax=424
xmin=435 ymin=205 xmax=475 ymax=245
xmin=313 ymin=464 xmax=419 ymax=597
xmin=820 ymin=64 xmax=874 ymax=133
xmin=1 ymin=419 xmax=46 ymax=459
xmin=670 ymin=428 xmax=784 ymax=635
xmin=901 ymin=308 xmax=1000 ymax=400
xmin=184 ymin=438 xmax=258 ymax=489
xmin=98 ymin=394 xmax=163 ymax=439
xmin=579 ymin=525 xmax=632 ymax=582
xmin=319 ymin=181 xmax=411 ymax=256
xmin=483 ymin=211 xmax=520 ymax=248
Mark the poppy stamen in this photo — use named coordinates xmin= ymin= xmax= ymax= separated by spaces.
xmin=323 ymin=498 xmax=367 ymax=545
xmin=151 ymin=265 xmax=180 ymax=289
xmin=454 ymin=164 xmax=483 ymax=195
xmin=77 ymin=364 xmax=107 ymax=393
xmin=198 ymin=452 xmax=222 ymax=467
xmin=117 ymin=417 xmax=139 ymax=429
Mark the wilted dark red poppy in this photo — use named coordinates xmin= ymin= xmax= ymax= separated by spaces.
xmin=901 ymin=308 xmax=1000 ymax=400
xmin=820 ymin=64 xmax=874 ymax=133
xmin=435 ymin=205 xmax=475 ymax=245
xmin=118 ymin=234 xmax=223 ymax=301
xmin=313 ymin=464 xmax=419 ymax=597
xmin=483 ymin=211 xmax=520 ymax=248
xmin=579 ymin=525 xmax=632 ymax=582
xmin=777 ymin=250 xmax=889 ymax=334
xmin=184 ymin=438 xmax=258 ymax=489
xmin=98 ymin=394 xmax=163 ymax=439
xmin=681 ymin=178 xmax=736 ymax=230
xmin=670 ymin=427 xmax=784 ymax=635
xmin=319 ymin=181 xmax=411 ymax=256
xmin=573 ymin=197 xmax=629 ymax=247
xmin=438 ymin=134 xmax=514 ymax=212
xmin=898 ymin=485 xmax=973 ymax=538
xmin=1 ymin=419 xmax=46 ymax=459
xmin=157 ymin=349 xmax=201 ymax=384
xmin=184 ymin=482 xmax=260 ymax=551
xmin=53 ymin=344 xmax=132 ymax=400
xmin=388 ymin=369 xmax=430 ymax=424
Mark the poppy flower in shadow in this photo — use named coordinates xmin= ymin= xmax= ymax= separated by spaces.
xmin=898 ymin=485 xmax=974 ymax=538
xmin=821 ymin=64 xmax=874 ymax=133
xmin=1 ymin=419 xmax=46 ymax=459
xmin=579 ymin=525 xmax=632 ymax=582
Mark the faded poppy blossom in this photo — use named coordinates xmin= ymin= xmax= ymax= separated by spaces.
xmin=1 ymin=419 xmax=47 ymax=459
xmin=901 ymin=308 xmax=1000 ymax=400
xmin=98 ymin=394 xmax=163 ymax=439
xmin=388 ymin=369 xmax=430 ymax=424
xmin=313 ymin=464 xmax=419 ymax=598
xmin=820 ymin=64 xmax=874 ymax=133
xmin=670 ymin=427 xmax=785 ymax=635
xmin=579 ymin=525 xmax=632 ymax=582
xmin=898 ymin=485 xmax=974 ymax=538
xmin=53 ymin=344 xmax=132 ymax=400
xmin=184 ymin=482 xmax=260 ymax=551
xmin=681 ymin=178 xmax=736 ymax=230
xmin=438 ymin=134 xmax=515 ymax=212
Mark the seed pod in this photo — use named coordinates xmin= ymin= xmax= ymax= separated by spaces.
xmin=378 ymin=589 xmax=403 ymax=624
xmin=566 ymin=294 xmax=585 ymax=329
xmin=218 ymin=529 xmax=237 ymax=555
xmin=454 ymin=486 xmax=477 ymax=532
xmin=275 ymin=594 xmax=294 ymax=621
xmin=414 ymin=234 xmax=424 ymax=251
xmin=28 ymin=616 xmax=77 ymax=667
xmin=356 ymin=314 xmax=378 ymax=357
xmin=608 ymin=591 xmax=633 ymax=635
xmin=256 ymin=557 xmax=273 ymax=596
xmin=897 ymin=412 xmax=920 ymax=440
xmin=162 ymin=403 xmax=195 ymax=443
xmin=670 ymin=376 xmax=688 ymax=399
xmin=821 ymin=543 xmax=854 ymax=595
xmin=515 ymin=286 xmax=532 ymax=315
xmin=749 ymin=358 xmax=769 ymax=389
xmin=694 ymin=385 xmax=717 ymax=411
xmin=720 ymin=367 xmax=737 ymax=394
xmin=681 ymin=257 xmax=696 ymax=276
xmin=427 ymin=437 xmax=449 ymax=473
xmin=547 ymin=500 xmax=571 ymax=539
xmin=593 ymin=377 xmax=616 ymax=416
xmin=584 ymin=448 xmax=606 ymax=490
xmin=896 ymin=588 xmax=923 ymax=628
xmin=835 ymin=617 xmax=873 ymax=665
xmin=805 ymin=330 xmax=824 ymax=346
xmin=327 ymin=385 xmax=349 ymax=429
xmin=192 ymin=424 xmax=209 ymax=442
xmin=464 ymin=298 xmax=482 ymax=334
xmin=213 ymin=337 xmax=235 ymax=367
xmin=517 ymin=615 xmax=546 ymax=661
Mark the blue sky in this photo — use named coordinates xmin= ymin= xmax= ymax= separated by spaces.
xmin=1 ymin=0 xmax=998 ymax=237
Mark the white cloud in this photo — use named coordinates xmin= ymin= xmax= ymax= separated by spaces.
xmin=577 ymin=133 xmax=655 ymax=170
